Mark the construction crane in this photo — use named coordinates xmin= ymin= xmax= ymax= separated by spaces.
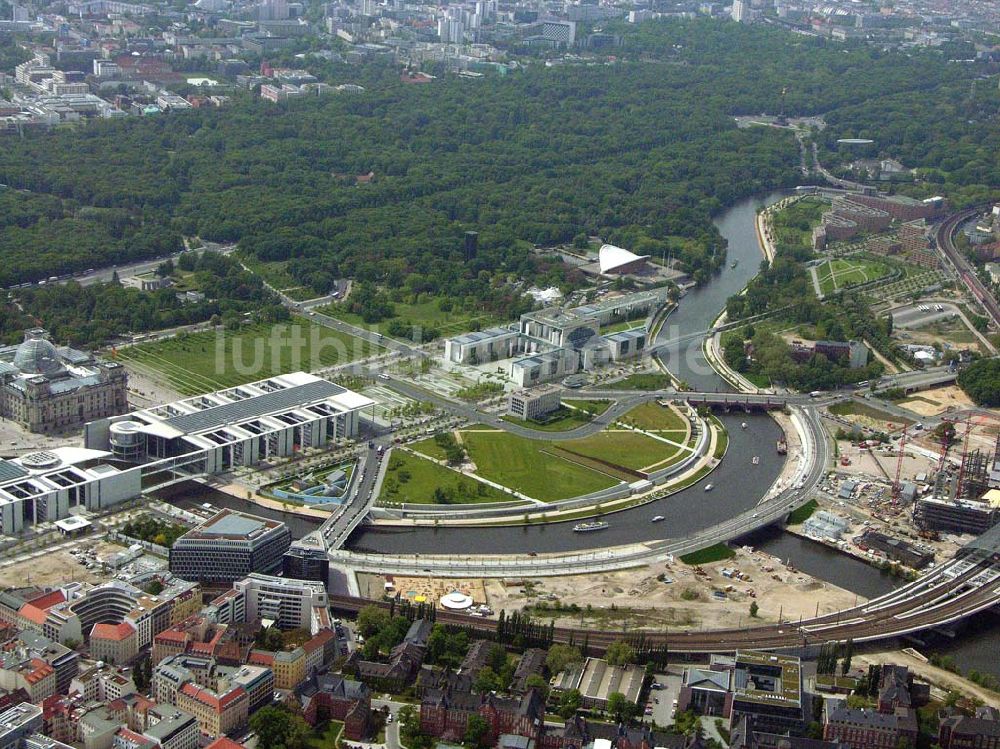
xmin=892 ymin=425 xmax=907 ymax=504
xmin=956 ymin=413 xmax=973 ymax=499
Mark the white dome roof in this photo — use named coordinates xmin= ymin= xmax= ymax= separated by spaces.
xmin=598 ymin=244 xmax=650 ymax=274
xmin=439 ymin=591 xmax=474 ymax=610
xmin=14 ymin=338 xmax=64 ymax=376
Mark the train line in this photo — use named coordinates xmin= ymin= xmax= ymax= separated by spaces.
xmin=328 ymin=555 xmax=1000 ymax=653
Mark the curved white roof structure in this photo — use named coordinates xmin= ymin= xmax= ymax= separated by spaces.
xmin=599 ymin=244 xmax=650 ymax=274
xmin=439 ymin=591 xmax=474 ymax=610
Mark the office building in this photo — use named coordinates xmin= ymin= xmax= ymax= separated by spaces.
xmin=85 ymin=372 xmax=373 ymax=485
xmin=678 ymin=652 xmax=807 ymax=734
xmin=0 ymin=704 xmax=43 ymax=749
xmin=506 ymin=386 xmax=561 ymax=422
xmin=281 ymin=544 xmax=330 ymax=583
xmin=175 ymin=682 xmax=248 ymax=737
xmin=0 ymin=575 xmax=199 ymax=649
xmin=0 ymin=330 xmax=127 ymax=434
xmin=444 ymin=328 xmax=521 ymax=365
xmin=169 ymin=510 xmax=291 ymax=584
xmin=232 ymin=573 xmax=328 ymax=631
xmin=915 ymin=496 xmax=999 ymax=536
xmin=89 ymin=622 xmax=138 ymax=665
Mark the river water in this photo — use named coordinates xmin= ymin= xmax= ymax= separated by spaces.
xmin=170 ymin=191 xmax=999 ymax=675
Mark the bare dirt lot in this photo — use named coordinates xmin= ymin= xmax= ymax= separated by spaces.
xmin=0 ymin=540 xmax=123 ymax=589
xmin=485 ymin=547 xmax=861 ymax=631
xmin=358 ymin=546 xmax=862 ymax=632
xmin=897 ymin=386 xmax=977 ymax=418
xmin=356 ymin=573 xmax=488 ymax=605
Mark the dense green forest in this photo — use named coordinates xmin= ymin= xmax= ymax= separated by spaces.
xmin=819 ymin=81 xmax=1000 ymax=208
xmin=0 ymin=22 xmax=976 ymax=298
xmin=14 ymin=252 xmax=285 ymax=347
xmin=957 ymin=358 xmax=1000 ymax=407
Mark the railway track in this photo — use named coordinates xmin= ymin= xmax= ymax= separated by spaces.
xmin=328 ymin=557 xmax=1000 ymax=653
xmin=936 ymin=207 xmax=1000 ymax=328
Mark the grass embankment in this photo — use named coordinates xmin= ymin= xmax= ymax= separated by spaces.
xmin=680 ymin=544 xmax=736 ymax=565
xmin=605 ymin=373 xmax=673 ymax=391
xmin=828 ymin=401 xmax=913 ymax=426
xmin=786 ymin=499 xmax=818 ymax=525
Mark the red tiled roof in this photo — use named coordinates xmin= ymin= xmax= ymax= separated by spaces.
xmin=248 ymin=651 xmax=274 ymax=667
xmin=154 ymin=629 xmax=190 ymax=643
xmin=91 ymin=622 xmax=135 ymax=642
xmin=24 ymin=658 xmax=54 ymax=684
xmin=179 ymin=683 xmax=245 ymax=713
xmin=303 ymin=629 xmax=335 ymax=653
xmin=18 ymin=604 xmax=48 ymax=626
xmin=206 ymin=738 xmax=247 ymax=749
xmin=26 ymin=590 xmax=65 ymax=610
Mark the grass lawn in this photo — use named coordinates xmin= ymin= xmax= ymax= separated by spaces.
xmin=817 ymin=257 xmax=889 ymax=295
xmin=410 ymin=436 xmax=450 ymax=461
xmin=601 ymin=318 xmax=647 ymax=335
xmin=786 ymin=499 xmax=818 ymax=525
xmin=378 ymin=451 xmax=509 ymax=505
xmin=621 ymin=401 xmax=687 ymax=431
xmin=712 ymin=418 xmax=729 ymax=459
xmin=828 ymin=401 xmax=913 ymax=426
xmin=461 ymin=431 xmax=619 ymax=501
xmin=322 ymin=295 xmax=504 ymax=338
xmin=605 ymin=372 xmax=672 ymax=391
xmin=680 ymin=543 xmax=736 ymax=565
xmin=561 ymin=431 xmax=682 ymax=472
xmin=564 ymin=399 xmax=614 ymax=415
xmin=306 ymin=721 xmax=344 ymax=749
xmin=114 ymin=318 xmax=380 ymax=395
xmin=502 ymin=406 xmax=593 ymax=432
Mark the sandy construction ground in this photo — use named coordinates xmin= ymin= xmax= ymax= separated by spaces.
xmin=897 ymin=386 xmax=977 ymax=418
xmin=0 ymin=540 xmax=123 ymax=589
xmin=358 ymin=545 xmax=861 ymax=632
xmin=357 ymin=573 xmax=488 ymax=606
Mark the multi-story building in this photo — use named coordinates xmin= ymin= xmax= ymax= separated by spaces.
xmin=506 ymin=386 xmax=561 ymax=422
xmin=0 ymin=448 xmax=139 ymax=537
xmin=1 ymin=576 xmax=200 ymax=649
xmin=914 ymin=496 xmax=999 ymax=535
xmin=68 ymin=665 xmax=136 ymax=703
xmin=678 ymin=652 xmax=808 ymax=734
xmin=175 ymin=682 xmax=248 ymax=738
xmin=281 ymin=545 xmax=330 ymax=583
xmin=0 ymin=703 xmax=43 ymax=749
xmin=0 ymin=658 xmax=56 ymax=702
xmin=89 ymin=622 xmax=138 ymax=665
xmin=168 ymin=510 xmax=291 ymax=584
xmin=151 ymin=618 xmax=230 ymax=665
xmin=939 ymin=707 xmax=1000 ymax=749
xmin=269 ymin=648 xmax=306 ymax=691
xmin=230 ymin=573 xmax=328 ymax=631
xmin=86 ymin=372 xmax=373 ymax=482
xmin=0 ymin=330 xmax=127 ymax=434
xmin=299 ymin=673 xmax=371 ymax=740
xmin=138 ymin=706 xmax=199 ymax=749
xmin=0 ymin=630 xmax=77 ymax=695
xmin=444 ymin=328 xmax=521 ymax=365
xmin=823 ymin=665 xmax=922 ymax=749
